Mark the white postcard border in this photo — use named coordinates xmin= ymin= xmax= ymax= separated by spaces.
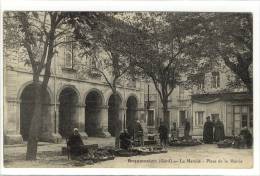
xmin=1 ymin=1 xmax=260 ymax=175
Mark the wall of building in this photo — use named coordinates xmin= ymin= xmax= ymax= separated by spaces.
xmin=191 ymin=100 xmax=226 ymax=137
xmin=3 ymin=34 xmax=148 ymax=144
xmin=4 ymin=64 xmax=147 ymax=144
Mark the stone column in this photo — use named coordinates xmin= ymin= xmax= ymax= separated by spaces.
xmin=75 ymin=103 xmax=88 ymax=139
xmin=96 ymin=105 xmax=111 ymax=137
xmin=40 ymin=103 xmax=62 ymax=143
xmin=54 ymin=103 xmax=61 ymax=136
xmin=119 ymin=106 xmax=127 ymax=130
xmin=4 ymin=98 xmax=23 ymax=144
xmin=4 ymin=69 xmax=23 ymax=144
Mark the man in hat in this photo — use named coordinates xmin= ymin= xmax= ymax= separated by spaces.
xmin=203 ymin=116 xmax=214 ymax=144
xmin=67 ymin=128 xmax=84 ymax=158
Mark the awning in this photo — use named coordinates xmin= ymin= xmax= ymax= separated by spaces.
xmin=192 ymin=92 xmax=252 ymax=104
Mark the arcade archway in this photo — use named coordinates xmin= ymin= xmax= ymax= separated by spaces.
xmin=85 ymin=91 xmax=103 ymax=136
xmin=20 ymin=84 xmax=51 ymax=141
xmin=126 ymin=96 xmax=138 ymax=137
xmin=58 ymin=87 xmax=79 ymax=138
xmin=108 ymin=94 xmax=122 ymax=137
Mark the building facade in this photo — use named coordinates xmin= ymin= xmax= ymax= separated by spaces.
xmin=168 ymin=66 xmax=253 ymax=138
xmin=3 ymin=33 xmax=160 ymax=144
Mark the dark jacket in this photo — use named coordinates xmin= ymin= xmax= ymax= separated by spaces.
xmin=203 ymin=121 xmax=214 ymax=144
xmin=67 ymin=133 xmax=84 ymax=156
xmin=158 ymin=124 xmax=168 ymax=139
xmin=120 ymin=131 xmax=132 ymax=150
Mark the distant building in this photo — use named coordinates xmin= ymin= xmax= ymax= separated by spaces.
xmin=192 ymin=92 xmax=252 ymax=137
xmin=169 ymin=66 xmax=253 ymax=138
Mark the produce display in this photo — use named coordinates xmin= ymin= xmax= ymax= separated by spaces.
xmin=169 ymin=138 xmax=202 ymax=146
xmin=218 ymin=136 xmax=252 ymax=149
xmin=132 ymin=146 xmax=168 ymax=155
xmin=113 ymin=146 xmax=167 ymax=157
xmin=78 ymin=148 xmax=115 ymax=164
xmin=217 ymin=139 xmax=233 ymax=148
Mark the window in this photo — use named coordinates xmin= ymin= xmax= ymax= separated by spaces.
xmin=232 ymin=105 xmax=253 ymax=135
xmin=179 ymin=111 xmax=186 ymax=127
xmin=241 ymin=115 xmax=248 ymax=128
xmin=64 ymin=36 xmax=74 ymax=69
xmin=250 ymin=115 xmax=253 ymax=128
xmin=211 ymin=72 xmax=220 ymax=88
xmin=188 ymin=74 xmax=204 ymax=90
xmin=195 ymin=111 xmax=204 ymax=126
xmin=198 ymin=73 xmax=205 ymax=90
xmin=147 ymin=109 xmax=155 ymax=126
xmin=179 ymin=86 xmax=185 ymax=100
xmin=90 ymin=57 xmax=97 ymax=69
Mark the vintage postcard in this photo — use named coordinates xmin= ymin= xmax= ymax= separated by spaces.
xmin=1 ymin=1 xmax=260 ymax=176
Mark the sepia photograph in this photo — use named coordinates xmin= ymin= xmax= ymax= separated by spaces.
xmin=1 ymin=2 xmax=259 ymax=174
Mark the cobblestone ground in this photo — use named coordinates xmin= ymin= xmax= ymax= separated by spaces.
xmin=4 ymin=137 xmax=253 ymax=168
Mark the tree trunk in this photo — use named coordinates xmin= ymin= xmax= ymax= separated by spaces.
xmin=162 ymin=100 xmax=170 ymax=130
xmin=113 ymin=91 xmax=122 ymax=148
xmin=26 ymin=81 xmax=43 ymax=160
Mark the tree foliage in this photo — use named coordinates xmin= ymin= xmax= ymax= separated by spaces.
xmin=4 ymin=11 xmax=100 ymax=160
xmin=205 ymin=13 xmax=253 ymax=94
xmin=6 ymin=12 xmax=69 ymax=160
xmin=121 ymin=12 xmax=209 ymax=121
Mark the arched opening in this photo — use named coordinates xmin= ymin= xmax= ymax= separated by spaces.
xmin=126 ymin=96 xmax=138 ymax=137
xmin=85 ymin=91 xmax=103 ymax=136
xmin=20 ymin=84 xmax=51 ymax=141
xmin=108 ymin=94 xmax=122 ymax=137
xmin=58 ymin=87 xmax=79 ymax=138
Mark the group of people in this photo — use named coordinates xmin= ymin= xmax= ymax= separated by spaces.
xmin=119 ymin=120 xmax=170 ymax=149
xmin=203 ymin=116 xmax=225 ymax=144
xmin=119 ymin=120 xmax=144 ymax=150
xmin=235 ymin=127 xmax=253 ymax=148
xmin=67 ymin=116 xmax=252 ymax=159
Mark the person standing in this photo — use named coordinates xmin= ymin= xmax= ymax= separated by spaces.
xmin=214 ymin=117 xmax=225 ymax=142
xmin=239 ymin=127 xmax=253 ymax=148
xmin=134 ymin=120 xmax=144 ymax=146
xmin=184 ymin=118 xmax=191 ymax=139
xmin=67 ymin=128 xmax=84 ymax=159
xmin=203 ymin=116 xmax=214 ymax=144
xmin=158 ymin=121 xmax=168 ymax=148
xmin=119 ymin=129 xmax=132 ymax=150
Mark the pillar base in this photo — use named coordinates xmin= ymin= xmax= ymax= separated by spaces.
xmin=97 ymin=128 xmax=111 ymax=138
xmin=40 ymin=132 xmax=62 ymax=143
xmin=79 ymin=132 xmax=88 ymax=139
xmin=4 ymin=134 xmax=23 ymax=145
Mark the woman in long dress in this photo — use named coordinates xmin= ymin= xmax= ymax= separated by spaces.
xmin=214 ymin=117 xmax=225 ymax=142
xmin=203 ymin=116 xmax=214 ymax=144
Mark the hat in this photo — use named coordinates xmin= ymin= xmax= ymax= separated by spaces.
xmin=74 ymin=128 xmax=79 ymax=132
